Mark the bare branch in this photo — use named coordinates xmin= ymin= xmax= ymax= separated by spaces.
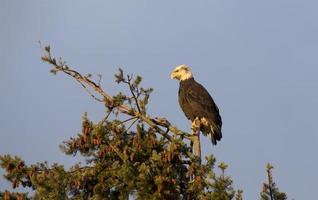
xmin=40 ymin=44 xmax=194 ymax=157
xmin=124 ymin=118 xmax=138 ymax=132
xmin=128 ymin=80 xmax=142 ymax=113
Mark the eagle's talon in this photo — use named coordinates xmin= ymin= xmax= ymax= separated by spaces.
xmin=191 ymin=117 xmax=201 ymax=134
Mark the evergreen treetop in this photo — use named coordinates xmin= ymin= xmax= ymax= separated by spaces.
xmin=0 ymin=45 xmax=288 ymax=200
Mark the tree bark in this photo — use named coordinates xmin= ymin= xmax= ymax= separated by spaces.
xmin=191 ymin=118 xmax=201 ymax=163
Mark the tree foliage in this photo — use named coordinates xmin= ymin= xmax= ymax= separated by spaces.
xmin=260 ymin=163 xmax=287 ymax=200
xmin=0 ymin=45 xmax=288 ymax=200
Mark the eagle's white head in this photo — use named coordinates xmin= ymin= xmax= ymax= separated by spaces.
xmin=170 ymin=64 xmax=193 ymax=81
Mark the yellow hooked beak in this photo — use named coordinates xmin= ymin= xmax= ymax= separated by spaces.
xmin=170 ymin=71 xmax=177 ymax=79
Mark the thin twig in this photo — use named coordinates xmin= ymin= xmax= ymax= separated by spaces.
xmin=74 ymin=78 xmax=104 ymax=102
xmin=108 ymin=143 xmax=125 ymax=161
xmin=125 ymin=118 xmax=138 ymax=132
xmin=128 ymin=80 xmax=141 ymax=113
xmin=120 ymin=117 xmax=138 ymax=125
xmin=100 ymin=109 xmax=113 ymax=125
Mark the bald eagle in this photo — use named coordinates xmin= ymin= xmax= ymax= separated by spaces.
xmin=171 ymin=65 xmax=222 ymax=145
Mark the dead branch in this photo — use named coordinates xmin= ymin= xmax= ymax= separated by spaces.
xmin=40 ymin=44 xmax=194 ymax=155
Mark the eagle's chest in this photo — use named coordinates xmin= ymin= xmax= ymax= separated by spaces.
xmin=178 ymin=85 xmax=196 ymax=120
xmin=178 ymin=87 xmax=189 ymax=105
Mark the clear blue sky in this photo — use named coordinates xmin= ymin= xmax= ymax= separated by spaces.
xmin=1 ymin=1 xmax=318 ymax=199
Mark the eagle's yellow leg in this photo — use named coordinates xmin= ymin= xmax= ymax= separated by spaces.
xmin=191 ymin=117 xmax=201 ymax=135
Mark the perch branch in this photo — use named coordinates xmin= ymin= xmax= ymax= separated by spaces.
xmin=40 ymin=45 xmax=195 ymax=156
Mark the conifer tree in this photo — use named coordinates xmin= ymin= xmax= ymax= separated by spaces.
xmin=0 ymin=45 xmax=240 ymax=199
xmin=0 ymin=45 xmax=289 ymax=200
xmin=260 ymin=163 xmax=287 ymax=200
